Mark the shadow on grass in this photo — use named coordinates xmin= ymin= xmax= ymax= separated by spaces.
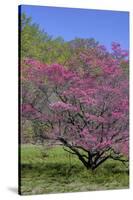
xmin=21 ymin=162 xmax=83 ymax=177
xmin=103 ymin=162 xmax=129 ymax=175
xmin=21 ymin=161 xmax=129 ymax=179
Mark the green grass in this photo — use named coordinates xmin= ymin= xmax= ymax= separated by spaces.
xmin=20 ymin=144 xmax=129 ymax=195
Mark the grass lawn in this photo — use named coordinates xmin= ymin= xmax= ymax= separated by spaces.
xmin=20 ymin=144 xmax=129 ymax=195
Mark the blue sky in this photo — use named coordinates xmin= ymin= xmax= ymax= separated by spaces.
xmin=20 ymin=5 xmax=129 ymax=51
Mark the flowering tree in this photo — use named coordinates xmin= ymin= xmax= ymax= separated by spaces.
xmin=21 ymin=43 xmax=129 ymax=170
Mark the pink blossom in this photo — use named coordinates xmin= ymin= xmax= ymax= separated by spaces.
xmin=112 ymin=111 xmax=125 ymax=119
xmin=50 ymin=101 xmax=78 ymax=112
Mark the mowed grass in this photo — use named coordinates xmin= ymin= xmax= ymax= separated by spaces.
xmin=20 ymin=144 xmax=129 ymax=195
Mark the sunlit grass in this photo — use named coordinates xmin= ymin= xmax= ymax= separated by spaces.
xmin=20 ymin=144 xmax=129 ymax=195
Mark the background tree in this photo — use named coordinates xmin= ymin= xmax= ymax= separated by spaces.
xmin=20 ymin=13 xmax=71 ymax=64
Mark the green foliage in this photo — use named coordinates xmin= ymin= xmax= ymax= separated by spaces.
xmin=20 ymin=145 xmax=129 ymax=195
xmin=68 ymin=37 xmax=99 ymax=50
xmin=20 ymin=13 xmax=50 ymax=60
xmin=20 ymin=13 xmax=71 ymax=64
xmin=21 ymin=120 xmax=34 ymax=144
xmin=120 ymin=60 xmax=129 ymax=74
